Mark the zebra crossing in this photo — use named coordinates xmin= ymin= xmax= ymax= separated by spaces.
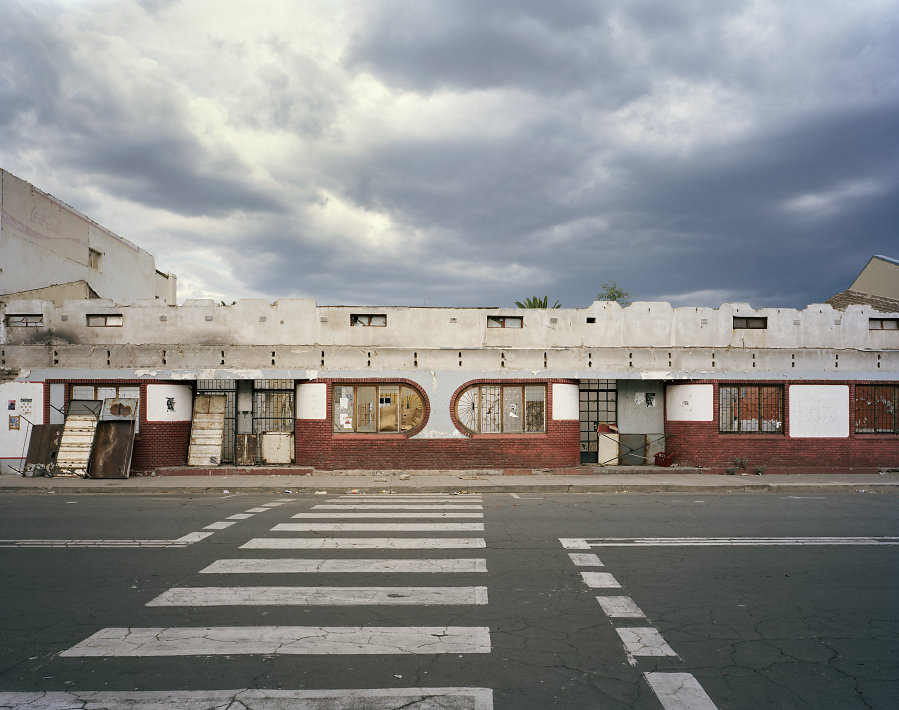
xmin=53 ymin=493 xmax=494 ymax=708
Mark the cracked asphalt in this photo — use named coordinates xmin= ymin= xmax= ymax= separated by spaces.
xmin=0 ymin=492 xmax=896 ymax=708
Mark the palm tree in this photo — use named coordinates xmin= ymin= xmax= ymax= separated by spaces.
xmin=515 ymin=295 xmax=561 ymax=308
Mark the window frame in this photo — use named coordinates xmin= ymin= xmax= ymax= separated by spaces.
xmin=5 ymin=314 xmax=44 ymax=327
xmin=718 ymin=384 xmax=784 ymax=434
xmin=332 ymin=382 xmax=425 ymax=435
xmin=69 ymin=384 xmax=141 ymax=431
xmin=350 ymin=314 xmax=387 ymax=327
xmin=86 ymin=314 xmax=123 ymax=327
xmin=855 ymin=384 xmax=899 ymax=434
xmin=733 ymin=316 xmax=767 ymax=329
xmin=869 ymin=318 xmax=899 ymax=330
xmin=88 ymin=248 xmax=103 ymax=271
xmin=487 ymin=315 xmax=523 ymax=329
xmin=455 ymin=382 xmax=546 ymax=435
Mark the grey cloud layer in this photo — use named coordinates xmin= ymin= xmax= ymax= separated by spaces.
xmin=1 ymin=0 xmax=897 ymax=307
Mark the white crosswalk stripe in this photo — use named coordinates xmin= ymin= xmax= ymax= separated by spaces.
xmin=200 ymin=557 xmax=488 ymax=573
xmin=59 ymin=493 xmax=495 ymax=700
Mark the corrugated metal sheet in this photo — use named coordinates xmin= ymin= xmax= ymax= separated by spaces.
xmin=187 ymin=395 xmax=227 ymax=466
xmin=55 ymin=402 xmax=102 ymax=476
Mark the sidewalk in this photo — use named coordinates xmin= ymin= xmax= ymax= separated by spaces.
xmin=1 ymin=467 xmax=897 ymax=495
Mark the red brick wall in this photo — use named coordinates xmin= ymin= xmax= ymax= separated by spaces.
xmin=46 ymin=379 xmax=192 ymax=474
xmin=665 ymin=380 xmax=899 ymax=473
xmin=296 ymin=378 xmax=580 ymax=470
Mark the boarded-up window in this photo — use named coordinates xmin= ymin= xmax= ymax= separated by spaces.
xmin=719 ymin=385 xmax=783 ymax=433
xmin=70 ymin=385 xmax=140 ymax=432
xmin=456 ymin=384 xmax=545 ymax=434
xmin=855 ymin=385 xmax=898 ymax=433
xmin=333 ymin=383 xmax=424 ymax=433
xmin=733 ymin=317 xmax=767 ymax=329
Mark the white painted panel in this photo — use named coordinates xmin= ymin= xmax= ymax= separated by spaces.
xmin=0 ymin=382 xmax=43 ymax=474
xmin=146 ymin=384 xmax=193 ymax=422
xmin=551 ymin=383 xmax=579 ymax=420
xmin=788 ymin=385 xmax=849 ymax=438
xmin=261 ymin=432 xmax=293 ymax=463
xmin=666 ymin=384 xmax=714 ymax=421
xmin=297 ymin=382 xmax=327 ymax=419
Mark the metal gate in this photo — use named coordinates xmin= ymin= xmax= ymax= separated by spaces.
xmin=579 ymin=380 xmax=617 ymax=463
xmin=196 ymin=380 xmax=236 ymax=462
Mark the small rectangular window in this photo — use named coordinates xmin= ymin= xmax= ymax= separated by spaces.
xmin=87 ymin=314 xmax=123 ymax=327
xmin=733 ymin=317 xmax=767 ymax=329
xmin=88 ymin=248 xmax=102 ymax=270
xmin=350 ymin=314 xmax=387 ymax=327
xmin=869 ymin=318 xmax=899 ymax=330
xmin=487 ymin=316 xmax=523 ymax=328
xmin=6 ymin=314 xmax=43 ymax=327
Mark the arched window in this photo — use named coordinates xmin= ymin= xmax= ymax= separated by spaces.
xmin=333 ymin=383 xmax=425 ymax=434
xmin=455 ymin=383 xmax=545 ymax=434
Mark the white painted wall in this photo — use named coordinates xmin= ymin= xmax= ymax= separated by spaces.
xmin=0 ymin=381 xmax=44 ymax=474
xmin=297 ymin=383 xmax=327 ymax=419
xmin=552 ymin=383 xmax=579 ymax=420
xmin=788 ymin=385 xmax=849 ymax=438
xmin=617 ymin=380 xmax=665 ymax=433
xmin=666 ymin=384 xmax=714 ymax=421
xmin=146 ymin=384 xmax=193 ymax=422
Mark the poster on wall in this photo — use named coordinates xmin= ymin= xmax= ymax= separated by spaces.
xmin=9 ymin=415 xmax=21 ymax=430
xmin=19 ymin=398 xmax=32 ymax=414
xmin=7 ymin=400 xmax=15 ymax=411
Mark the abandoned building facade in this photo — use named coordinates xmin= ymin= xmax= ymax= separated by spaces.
xmin=1 ymin=296 xmax=898 ymax=476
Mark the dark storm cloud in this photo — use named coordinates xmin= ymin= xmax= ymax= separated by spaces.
xmin=0 ymin=3 xmax=283 ymax=218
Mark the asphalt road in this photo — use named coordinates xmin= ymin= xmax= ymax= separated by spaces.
xmin=0 ymin=492 xmax=896 ymax=709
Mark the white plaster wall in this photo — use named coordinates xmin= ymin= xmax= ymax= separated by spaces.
xmin=0 ymin=382 xmax=44 ymax=474
xmin=617 ymin=380 xmax=666 ymax=433
xmin=297 ymin=383 xmax=327 ymax=420
xmin=146 ymin=384 xmax=193 ymax=422
xmin=666 ymin=384 xmax=714 ymax=421
xmin=788 ymin=385 xmax=849 ymax=438
xmin=552 ymin=383 xmax=579 ymax=420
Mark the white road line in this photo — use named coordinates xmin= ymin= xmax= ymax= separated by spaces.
xmin=559 ymin=538 xmax=592 ymax=549
xmin=313 ymin=504 xmax=484 ymax=510
xmin=596 ymin=595 xmax=645 ymax=618
xmin=291 ymin=512 xmax=484 ymax=519
xmin=276 ymin=498 xmax=296 ymax=501
xmin=60 ymin=626 xmax=492 ymax=656
xmin=332 ymin=496 xmax=481 ymax=501
xmin=0 ymin=531 xmax=214 ymax=548
xmin=644 ymin=672 xmax=719 ymax=710
xmin=203 ymin=521 xmax=236 ymax=530
xmin=575 ymin=536 xmax=899 ymax=546
xmin=242 ymin=537 xmax=487 ymax=550
xmin=616 ymin=627 xmax=679 ymax=659
xmin=568 ymin=553 xmax=603 ymax=566
xmin=272 ymin=522 xmax=485 ymax=532
xmin=579 ymin=571 xmax=621 ymax=588
xmin=261 ymin=502 xmax=285 ymax=506
xmin=200 ymin=558 xmax=488 ymax=574
xmin=146 ymin=586 xmax=489 ymax=606
xmin=174 ymin=532 xmax=215 ymax=544
xmin=245 ymin=507 xmax=271 ymax=513
xmin=226 ymin=513 xmax=254 ymax=519
xmin=0 ymin=688 xmax=494 ymax=709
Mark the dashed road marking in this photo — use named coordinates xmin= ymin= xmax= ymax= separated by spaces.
xmin=203 ymin=521 xmax=236 ymax=530
xmin=596 ymin=595 xmax=645 ymax=618
xmin=579 ymin=571 xmax=621 ymax=588
xmin=644 ymin=672 xmax=718 ymax=710
xmin=568 ymin=552 xmax=603 ymax=566
xmin=616 ymin=627 xmax=679 ymax=660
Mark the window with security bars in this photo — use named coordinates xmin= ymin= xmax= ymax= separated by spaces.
xmin=333 ymin=384 xmax=425 ymax=434
xmin=253 ymin=380 xmax=295 ymax=434
xmin=579 ymin=380 xmax=617 ymax=455
xmin=455 ymin=384 xmax=545 ymax=434
xmin=719 ymin=385 xmax=783 ymax=433
xmin=855 ymin=385 xmax=899 ymax=433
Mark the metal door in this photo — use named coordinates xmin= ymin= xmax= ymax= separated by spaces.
xmin=579 ymin=380 xmax=617 ymax=463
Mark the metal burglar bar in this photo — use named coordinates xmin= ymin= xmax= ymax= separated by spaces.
xmin=719 ymin=385 xmax=783 ymax=433
xmin=579 ymin=380 xmax=617 ymax=462
xmin=253 ymin=380 xmax=295 ymax=434
xmin=855 ymin=385 xmax=899 ymax=433
xmin=196 ymin=380 xmax=236 ymax=462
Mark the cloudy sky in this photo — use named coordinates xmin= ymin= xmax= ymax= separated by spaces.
xmin=2 ymin=0 xmax=897 ymax=308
